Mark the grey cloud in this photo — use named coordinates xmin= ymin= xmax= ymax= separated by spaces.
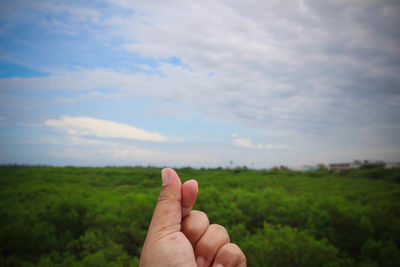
xmin=2 ymin=0 xmax=399 ymax=163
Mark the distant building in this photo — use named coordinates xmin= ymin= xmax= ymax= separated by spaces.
xmin=350 ymin=160 xmax=363 ymax=169
xmin=386 ymin=162 xmax=400 ymax=168
xmin=330 ymin=160 xmax=387 ymax=171
xmin=361 ymin=160 xmax=385 ymax=169
xmin=329 ymin=163 xmax=350 ymax=171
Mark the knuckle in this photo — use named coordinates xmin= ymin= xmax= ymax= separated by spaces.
xmin=221 ymin=243 xmax=236 ymax=256
xmin=227 ymin=243 xmax=244 ymax=257
xmin=210 ymin=223 xmax=224 ymax=231
xmin=208 ymin=224 xmax=230 ymax=243
xmin=241 ymin=255 xmax=247 ymax=265
xmin=229 ymin=243 xmax=241 ymax=251
xmin=210 ymin=224 xmax=229 ymax=236
xmin=216 ymin=243 xmax=246 ymax=266
xmin=182 ymin=220 xmax=197 ymax=234
xmin=193 ymin=210 xmax=209 ymax=221
xmin=182 ymin=211 xmax=209 ymax=237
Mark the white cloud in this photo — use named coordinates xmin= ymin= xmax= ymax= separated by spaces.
xmin=232 ymin=136 xmax=256 ymax=149
xmin=105 ymin=146 xmax=218 ymax=165
xmin=263 ymin=144 xmax=290 ymax=150
xmin=31 ymin=2 xmax=101 ymax=35
xmin=45 ymin=135 xmax=218 ymax=166
xmin=3 ymin=0 xmax=398 ymax=141
xmin=1 ymin=0 xmax=399 ymax=166
xmin=45 ymin=116 xmax=168 ymax=142
xmin=231 ymin=134 xmax=289 ymax=150
xmin=108 ymin=0 xmax=399 ymax=135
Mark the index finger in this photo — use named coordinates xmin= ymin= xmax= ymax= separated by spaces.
xmin=181 ymin=179 xmax=198 ymax=218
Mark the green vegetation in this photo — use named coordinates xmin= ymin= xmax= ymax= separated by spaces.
xmin=1 ymin=166 xmax=400 ymax=266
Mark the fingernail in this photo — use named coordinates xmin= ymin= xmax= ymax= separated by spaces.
xmin=216 ymin=264 xmax=224 ymax=267
xmin=161 ymin=168 xmax=169 ymax=186
xmin=196 ymin=256 xmax=205 ymax=267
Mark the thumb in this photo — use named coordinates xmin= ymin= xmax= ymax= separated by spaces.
xmin=147 ymin=168 xmax=182 ymax=237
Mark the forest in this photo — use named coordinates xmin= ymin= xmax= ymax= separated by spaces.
xmin=1 ymin=166 xmax=399 ymax=266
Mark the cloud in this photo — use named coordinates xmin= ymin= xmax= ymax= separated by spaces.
xmin=111 ymin=0 xmax=400 ymax=136
xmin=45 ymin=116 xmax=168 ymax=142
xmin=2 ymin=0 xmax=399 ymax=141
xmin=231 ymin=134 xmax=289 ymax=150
xmin=45 ymin=135 xmax=218 ymax=166
xmin=32 ymin=2 xmax=101 ymax=35
xmin=1 ymin=0 xmax=399 ymax=166
xmin=47 ymin=146 xmax=218 ymax=166
xmin=232 ymin=136 xmax=258 ymax=149
xmin=105 ymin=146 xmax=218 ymax=165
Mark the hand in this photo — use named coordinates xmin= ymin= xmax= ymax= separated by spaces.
xmin=140 ymin=168 xmax=246 ymax=267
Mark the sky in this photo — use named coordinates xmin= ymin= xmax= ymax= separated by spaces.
xmin=0 ymin=0 xmax=399 ymax=168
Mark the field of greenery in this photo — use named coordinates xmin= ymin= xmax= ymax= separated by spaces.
xmin=1 ymin=166 xmax=400 ymax=266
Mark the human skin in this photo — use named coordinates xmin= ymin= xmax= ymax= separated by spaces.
xmin=140 ymin=168 xmax=246 ymax=267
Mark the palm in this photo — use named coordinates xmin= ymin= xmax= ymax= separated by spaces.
xmin=143 ymin=232 xmax=196 ymax=267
